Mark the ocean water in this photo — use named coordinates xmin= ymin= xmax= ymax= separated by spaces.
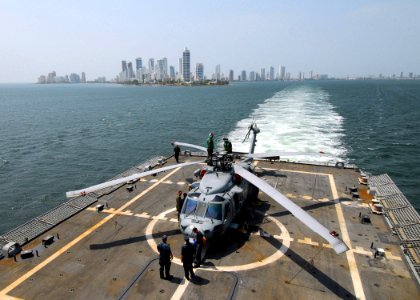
xmin=0 ymin=81 xmax=419 ymax=234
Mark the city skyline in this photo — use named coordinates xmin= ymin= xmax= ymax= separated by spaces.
xmin=1 ymin=1 xmax=420 ymax=83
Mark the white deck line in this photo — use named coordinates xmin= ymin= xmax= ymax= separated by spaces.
xmin=170 ymin=278 xmax=190 ymax=300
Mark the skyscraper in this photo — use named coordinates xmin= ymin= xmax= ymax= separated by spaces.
xmin=229 ymin=70 xmax=234 ymax=81
xmin=269 ymin=66 xmax=275 ymax=80
xmin=155 ymin=58 xmax=168 ymax=81
xmin=241 ymin=70 xmax=247 ymax=81
xmin=81 ymin=72 xmax=86 ymax=83
xmin=280 ymin=66 xmax=286 ymax=80
xmin=148 ymin=58 xmax=155 ymax=73
xmin=127 ymin=62 xmax=135 ymax=78
xmin=178 ymin=58 xmax=183 ymax=79
xmin=155 ymin=59 xmax=163 ymax=81
xmin=169 ymin=66 xmax=175 ymax=80
xmin=120 ymin=61 xmax=128 ymax=82
xmin=215 ymin=64 xmax=221 ymax=81
xmin=162 ymin=57 xmax=168 ymax=79
xmin=136 ymin=58 xmax=143 ymax=70
xmin=261 ymin=68 xmax=266 ymax=81
xmin=182 ymin=48 xmax=190 ymax=82
xmin=249 ymin=71 xmax=255 ymax=81
xmin=196 ymin=63 xmax=204 ymax=81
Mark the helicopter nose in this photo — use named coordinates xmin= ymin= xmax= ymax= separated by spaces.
xmin=183 ymin=225 xmax=197 ymax=236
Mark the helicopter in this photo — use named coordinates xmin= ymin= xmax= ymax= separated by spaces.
xmin=66 ymin=123 xmax=348 ymax=255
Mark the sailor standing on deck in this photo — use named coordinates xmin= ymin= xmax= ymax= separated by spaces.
xmin=157 ymin=235 xmax=173 ymax=280
xmin=181 ymin=236 xmax=195 ymax=280
xmin=176 ymin=190 xmax=183 ymax=220
xmin=206 ymin=133 xmax=214 ymax=158
xmin=174 ymin=144 xmax=181 ymax=163
xmin=193 ymin=227 xmax=204 ymax=268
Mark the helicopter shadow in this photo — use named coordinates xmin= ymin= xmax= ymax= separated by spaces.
xmin=262 ymin=236 xmax=357 ymax=300
xmin=270 ymin=200 xmax=337 ymax=218
xmin=257 ymin=169 xmax=288 ymax=178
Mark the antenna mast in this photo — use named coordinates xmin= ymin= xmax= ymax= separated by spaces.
xmin=248 ymin=122 xmax=260 ymax=154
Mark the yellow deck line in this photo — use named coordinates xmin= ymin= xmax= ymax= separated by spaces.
xmin=298 ymin=237 xmax=319 ymax=246
xmin=0 ymin=167 xmax=182 ymax=298
xmin=0 ymin=295 xmax=24 ymax=300
xmin=328 ymin=174 xmax=366 ymax=300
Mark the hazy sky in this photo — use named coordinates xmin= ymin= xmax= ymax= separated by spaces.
xmin=1 ymin=1 xmax=419 ymax=82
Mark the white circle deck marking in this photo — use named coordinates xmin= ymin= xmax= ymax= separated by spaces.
xmin=146 ymin=208 xmax=291 ymax=272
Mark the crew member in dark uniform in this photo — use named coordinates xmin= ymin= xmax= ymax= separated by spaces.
xmin=181 ymin=236 xmax=195 ymax=280
xmin=174 ymin=144 xmax=181 ymax=163
xmin=192 ymin=227 xmax=204 ymax=268
xmin=176 ymin=190 xmax=183 ymax=220
xmin=157 ymin=235 xmax=173 ymax=279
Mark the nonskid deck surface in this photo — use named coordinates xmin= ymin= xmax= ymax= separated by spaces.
xmin=0 ymin=157 xmax=418 ymax=299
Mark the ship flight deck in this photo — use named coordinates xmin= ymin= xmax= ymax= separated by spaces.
xmin=0 ymin=156 xmax=419 ymax=299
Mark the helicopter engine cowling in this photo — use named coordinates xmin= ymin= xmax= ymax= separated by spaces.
xmin=199 ymin=171 xmax=233 ymax=194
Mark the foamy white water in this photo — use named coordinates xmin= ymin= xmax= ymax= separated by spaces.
xmin=227 ymin=85 xmax=347 ymax=163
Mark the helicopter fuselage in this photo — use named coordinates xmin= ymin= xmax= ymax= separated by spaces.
xmin=179 ymin=161 xmax=257 ymax=239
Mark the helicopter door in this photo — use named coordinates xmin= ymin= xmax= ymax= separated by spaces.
xmin=233 ymin=194 xmax=240 ymax=212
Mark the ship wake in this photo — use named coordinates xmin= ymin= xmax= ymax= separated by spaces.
xmin=227 ymin=84 xmax=348 ymax=163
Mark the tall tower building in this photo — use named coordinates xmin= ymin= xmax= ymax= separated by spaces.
xmin=229 ymin=70 xmax=234 ymax=81
xmin=280 ymin=66 xmax=286 ymax=80
xmin=169 ymin=66 xmax=175 ymax=80
xmin=162 ymin=57 xmax=168 ymax=78
xmin=182 ymin=48 xmax=190 ymax=82
xmin=122 ymin=61 xmax=127 ymax=72
xmin=127 ymin=62 xmax=135 ymax=78
xmin=249 ymin=71 xmax=255 ymax=81
xmin=178 ymin=58 xmax=183 ymax=79
xmin=148 ymin=58 xmax=155 ymax=73
xmin=136 ymin=58 xmax=143 ymax=70
xmin=241 ymin=70 xmax=247 ymax=81
xmin=81 ymin=72 xmax=86 ymax=83
xmin=269 ymin=66 xmax=275 ymax=80
xmin=261 ymin=68 xmax=266 ymax=81
xmin=120 ymin=61 xmax=128 ymax=82
xmin=196 ymin=63 xmax=204 ymax=81
xmin=215 ymin=64 xmax=221 ymax=81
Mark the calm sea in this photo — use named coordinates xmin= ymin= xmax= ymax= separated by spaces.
xmin=0 ymin=81 xmax=419 ymax=234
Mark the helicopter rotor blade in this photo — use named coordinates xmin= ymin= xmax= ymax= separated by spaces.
xmin=173 ymin=141 xmax=207 ymax=152
xmin=66 ymin=160 xmax=203 ymax=198
xmin=233 ymin=164 xmax=348 ymax=254
xmin=244 ymin=151 xmax=328 ymax=159
xmin=242 ymin=127 xmax=251 ymax=143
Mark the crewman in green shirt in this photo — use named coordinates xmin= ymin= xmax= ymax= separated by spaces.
xmin=223 ymin=137 xmax=232 ymax=153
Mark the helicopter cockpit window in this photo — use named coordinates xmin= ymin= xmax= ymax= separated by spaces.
xmin=183 ymin=198 xmax=198 ymax=215
xmin=205 ymin=203 xmax=223 ymax=220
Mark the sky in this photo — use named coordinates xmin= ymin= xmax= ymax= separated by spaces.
xmin=0 ymin=1 xmax=419 ymax=83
